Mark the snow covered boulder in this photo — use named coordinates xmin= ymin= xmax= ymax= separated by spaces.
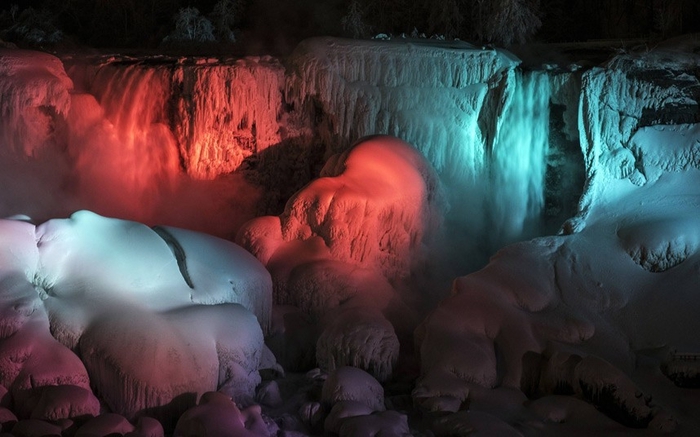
xmin=238 ymin=135 xmax=443 ymax=283
xmin=9 ymin=419 xmax=64 ymax=437
xmin=0 ymin=211 xmax=274 ymax=427
xmin=74 ymin=413 xmax=135 ymax=436
xmin=316 ymin=307 xmax=399 ymax=382
xmin=238 ymin=136 xmax=442 ymax=379
xmin=36 ymin=210 xmax=272 ymax=333
xmin=321 ymin=367 xmax=385 ymax=412
xmin=173 ymin=392 xmax=269 ymax=437
xmin=337 ymin=410 xmax=410 ymax=437
xmin=323 ymin=400 xmax=374 ymax=434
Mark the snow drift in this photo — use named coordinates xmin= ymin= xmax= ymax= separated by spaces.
xmin=0 ymin=211 xmax=273 ymax=429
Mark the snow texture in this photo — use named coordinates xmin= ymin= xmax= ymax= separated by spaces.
xmin=174 ymin=392 xmax=269 ymax=437
xmin=0 ymin=211 xmax=272 ymax=426
xmin=321 ymin=366 xmax=385 ymax=412
xmin=415 ymin=48 xmax=700 ymax=434
xmin=238 ymin=136 xmax=438 ymax=379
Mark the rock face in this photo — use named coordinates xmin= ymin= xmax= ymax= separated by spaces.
xmin=0 ymin=211 xmax=273 ymax=427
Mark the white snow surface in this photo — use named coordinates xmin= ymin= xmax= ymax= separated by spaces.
xmin=0 ymin=211 xmax=272 ymax=427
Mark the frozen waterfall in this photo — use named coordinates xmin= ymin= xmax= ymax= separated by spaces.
xmin=0 ymin=41 xmax=563 ymax=270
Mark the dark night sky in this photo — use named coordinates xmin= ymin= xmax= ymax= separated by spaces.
xmin=2 ymin=0 xmax=700 ymax=54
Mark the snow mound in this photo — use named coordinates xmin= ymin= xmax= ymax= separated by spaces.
xmin=336 ymin=410 xmax=411 ymax=437
xmin=238 ymin=136 xmax=441 ymax=379
xmin=173 ymin=392 xmax=269 ymax=437
xmin=0 ymin=212 xmax=273 ymax=427
xmin=74 ymin=413 xmax=135 ymax=436
xmin=321 ymin=367 xmax=385 ymax=412
xmin=618 ymin=216 xmax=700 ymax=272
xmin=316 ymin=307 xmax=399 ymax=382
xmin=323 ymin=400 xmax=373 ymax=434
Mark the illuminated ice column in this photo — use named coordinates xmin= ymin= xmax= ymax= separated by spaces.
xmin=488 ymin=69 xmax=550 ymax=248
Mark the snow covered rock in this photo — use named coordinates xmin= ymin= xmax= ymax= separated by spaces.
xmin=0 ymin=407 xmax=16 ymax=430
xmin=28 ymin=385 xmax=99 ymax=421
xmin=321 ymin=367 xmax=385 ymax=412
xmin=36 ymin=210 xmax=272 ymax=332
xmin=125 ymin=417 xmax=165 ymax=437
xmin=574 ymin=356 xmax=654 ymax=428
xmin=173 ymin=392 xmax=269 ymax=437
xmin=239 ymin=135 xmax=441 ymax=379
xmin=316 ymin=307 xmax=399 ymax=382
xmin=0 ymin=212 xmax=273 ymax=427
xmin=323 ymin=400 xmax=374 ymax=434
xmin=74 ymin=413 xmax=135 ymax=436
xmin=337 ymin=410 xmax=411 ymax=437
xmin=431 ymin=411 xmax=523 ymax=436
xmin=9 ymin=419 xmax=64 ymax=437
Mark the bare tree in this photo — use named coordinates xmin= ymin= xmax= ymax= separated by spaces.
xmin=164 ymin=7 xmax=215 ymax=43
xmin=426 ymin=0 xmax=463 ymax=38
xmin=481 ymin=0 xmax=542 ymax=45
xmin=341 ymin=1 xmax=369 ymax=38
xmin=211 ymin=0 xmax=239 ymax=43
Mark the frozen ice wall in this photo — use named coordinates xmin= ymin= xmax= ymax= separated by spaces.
xmin=287 ymin=38 xmax=552 ymax=264
xmin=1 ymin=41 xmax=559 ymax=264
xmin=572 ymin=51 xmax=700 ymax=229
xmin=68 ymin=56 xmax=286 ymax=180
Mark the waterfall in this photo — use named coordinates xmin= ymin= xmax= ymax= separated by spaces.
xmin=488 ymin=70 xmax=550 ymax=249
xmin=0 ymin=45 xmax=558 ymax=263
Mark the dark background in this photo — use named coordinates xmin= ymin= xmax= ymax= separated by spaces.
xmin=2 ymin=0 xmax=700 ymax=54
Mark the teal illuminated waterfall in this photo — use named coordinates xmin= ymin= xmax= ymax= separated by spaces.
xmin=489 ymin=70 xmax=550 ymax=249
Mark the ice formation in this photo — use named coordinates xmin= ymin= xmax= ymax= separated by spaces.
xmin=287 ymin=38 xmax=553 ymax=260
xmin=4 ymin=36 xmax=700 ymax=435
xmin=0 ymin=211 xmax=273 ymax=432
xmin=0 ymin=40 xmax=557 ymax=265
xmin=414 ymin=48 xmax=700 ymax=434
xmin=67 ymin=56 xmax=285 ymax=180
xmin=238 ymin=136 xmax=442 ymax=379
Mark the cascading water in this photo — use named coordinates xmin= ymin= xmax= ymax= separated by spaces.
xmin=67 ymin=64 xmax=181 ymax=210
xmin=488 ymin=70 xmax=550 ymax=249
